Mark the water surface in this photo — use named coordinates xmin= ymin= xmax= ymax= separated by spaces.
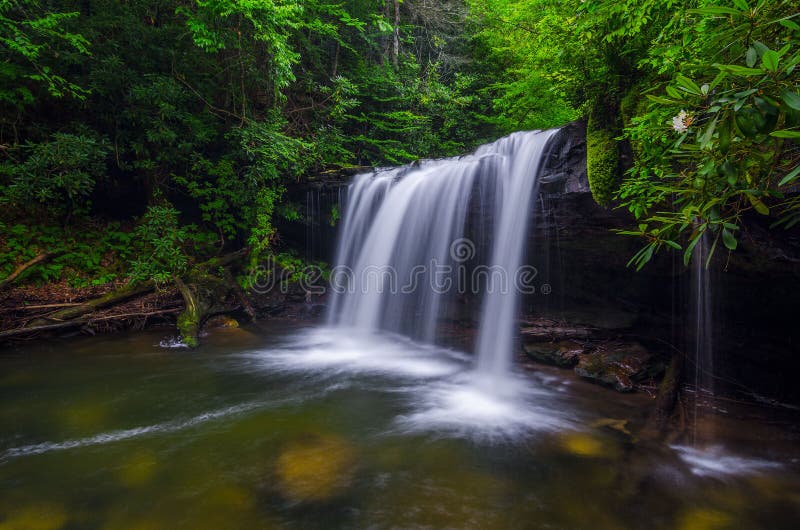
xmin=1 ymin=323 xmax=799 ymax=529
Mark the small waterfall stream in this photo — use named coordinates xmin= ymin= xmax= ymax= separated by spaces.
xmin=689 ymin=233 xmax=716 ymax=447
xmin=328 ymin=130 xmax=558 ymax=380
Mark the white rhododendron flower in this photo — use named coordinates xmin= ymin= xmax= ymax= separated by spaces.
xmin=672 ymin=110 xmax=692 ymax=133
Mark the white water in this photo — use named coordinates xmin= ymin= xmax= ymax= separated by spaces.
xmin=240 ymin=326 xmax=574 ymax=440
xmin=329 ymin=130 xmax=557 ymax=378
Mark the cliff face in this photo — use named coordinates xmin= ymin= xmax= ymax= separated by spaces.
xmin=285 ymin=122 xmax=800 ymax=403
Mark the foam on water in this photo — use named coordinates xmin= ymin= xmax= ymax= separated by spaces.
xmin=396 ymin=372 xmax=573 ymax=441
xmin=239 ymin=327 xmax=468 ymax=380
xmin=672 ymin=445 xmax=783 ymax=478
xmin=240 ymin=327 xmax=573 ymax=441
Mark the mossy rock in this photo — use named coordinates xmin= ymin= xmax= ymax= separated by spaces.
xmin=574 ymin=341 xmax=663 ymax=392
xmin=586 ymin=116 xmax=620 ymax=206
xmin=275 ymin=434 xmax=355 ymax=503
xmin=522 ymin=340 xmax=585 ymax=367
xmin=203 ymin=315 xmax=239 ymax=330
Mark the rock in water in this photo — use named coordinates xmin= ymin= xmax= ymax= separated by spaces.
xmin=275 ymin=434 xmax=355 ymax=503
xmin=203 ymin=315 xmax=239 ymax=329
xmin=574 ymin=341 xmax=663 ymax=392
xmin=522 ymin=340 xmax=586 ymax=367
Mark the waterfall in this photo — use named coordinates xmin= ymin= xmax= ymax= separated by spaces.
xmin=328 ymin=130 xmax=557 ymax=378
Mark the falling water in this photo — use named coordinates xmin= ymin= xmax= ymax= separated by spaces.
xmin=474 ymin=130 xmax=557 ymax=378
xmin=692 ymin=233 xmax=714 ymax=396
xmin=328 ymin=130 xmax=557 ymax=378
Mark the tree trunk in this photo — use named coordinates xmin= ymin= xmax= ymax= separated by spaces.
xmin=174 ymin=248 xmax=250 ymax=347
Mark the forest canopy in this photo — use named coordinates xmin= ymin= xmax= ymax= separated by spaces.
xmin=1 ymin=0 xmax=798 ymax=287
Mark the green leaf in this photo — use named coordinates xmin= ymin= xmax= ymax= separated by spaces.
xmin=714 ymin=64 xmax=764 ymax=76
xmin=676 ymin=74 xmax=702 ymax=95
xmin=781 ymin=90 xmax=800 ymax=110
xmin=761 ymin=50 xmax=779 ymax=72
xmin=778 ymin=165 xmax=800 ymax=186
xmin=779 ymin=19 xmax=800 ymax=32
xmin=746 ymin=47 xmax=757 ymax=68
xmin=683 ymin=235 xmax=702 ymax=266
xmin=770 ymin=130 xmax=800 ymax=138
xmin=746 ymin=193 xmax=770 ymax=215
xmin=690 ymin=6 xmax=741 ymax=16
xmin=722 ymin=228 xmax=738 ymax=250
xmin=646 ymin=95 xmax=676 ymax=105
xmin=732 ymin=0 xmax=749 ymax=9
xmin=666 ymin=85 xmax=683 ymax=99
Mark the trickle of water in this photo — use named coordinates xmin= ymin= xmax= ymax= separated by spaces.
xmin=692 ymin=233 xmax=714 ymax=396
xmin=328 ymin=130 xmax=557 ymax=378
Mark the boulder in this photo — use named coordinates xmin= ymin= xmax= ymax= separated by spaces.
xmin=522 ymin=340 xmax=586 ymax=367
xmin=203 ymin=314 xmax=240 ymax=330
xmin=574 ymin=341 xmax=663 ymax=392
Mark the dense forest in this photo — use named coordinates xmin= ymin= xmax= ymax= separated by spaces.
xmin=1 ymin=0 xmax=798 ymax=294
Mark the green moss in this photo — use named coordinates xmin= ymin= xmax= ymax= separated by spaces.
xmin=177 ymin=308 xmax=200 ymax=348
xmin=586 ymin=116 xmax=620 ymax=206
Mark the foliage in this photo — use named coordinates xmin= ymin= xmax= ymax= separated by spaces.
xmin=0 ymin=0 xmax=503 ymax=288
xmin=1 ymin=130 xmax=110 ymax=218
xmin=0 ymin=222 xmax=134 ymax=286
xmin=0 ymin=0 xmax=90 ymax=106
xmin=467 ymin=0 xmax=799 ymax=268
xmin=615 ymin=0 xmax=800 ymax=268
xmin=129 ymin=205 xmax=189 ymax=284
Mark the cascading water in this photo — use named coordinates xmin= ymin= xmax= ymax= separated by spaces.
xmin=328 ymin=130 xmax=558 ymax=380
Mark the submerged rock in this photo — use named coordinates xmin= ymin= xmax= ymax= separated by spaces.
xmin=275 ymin=433 xmax=355 ymax=503
xmin=522 ymin=340 xmax=586 ymax=367
xmin=574 ymin=341 xmax=662 ymax=392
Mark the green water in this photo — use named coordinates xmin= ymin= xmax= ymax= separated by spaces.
xmin=1 ymin=323 xmax=799 ymax=530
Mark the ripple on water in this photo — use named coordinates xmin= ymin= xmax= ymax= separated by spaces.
xmin=671 ymin=445 xmax=783 ymax=478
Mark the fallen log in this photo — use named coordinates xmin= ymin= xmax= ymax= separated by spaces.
xmin=26 ymin=281 xmax=155 ymax=327
xmin=0 ymin=253 xmax=53 ymax=291
xmin=0 ymin=308 xmax=181 ymax=340
xmin=0 ymin=303 xmax=82 ymax=312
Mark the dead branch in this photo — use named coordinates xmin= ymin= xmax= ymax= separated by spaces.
xmin=0 ymin=253 xmax=53 ymax=291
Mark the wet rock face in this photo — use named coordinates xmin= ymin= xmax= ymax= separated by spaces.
xmin=539 ymin=119 xmax=589 ymax=196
